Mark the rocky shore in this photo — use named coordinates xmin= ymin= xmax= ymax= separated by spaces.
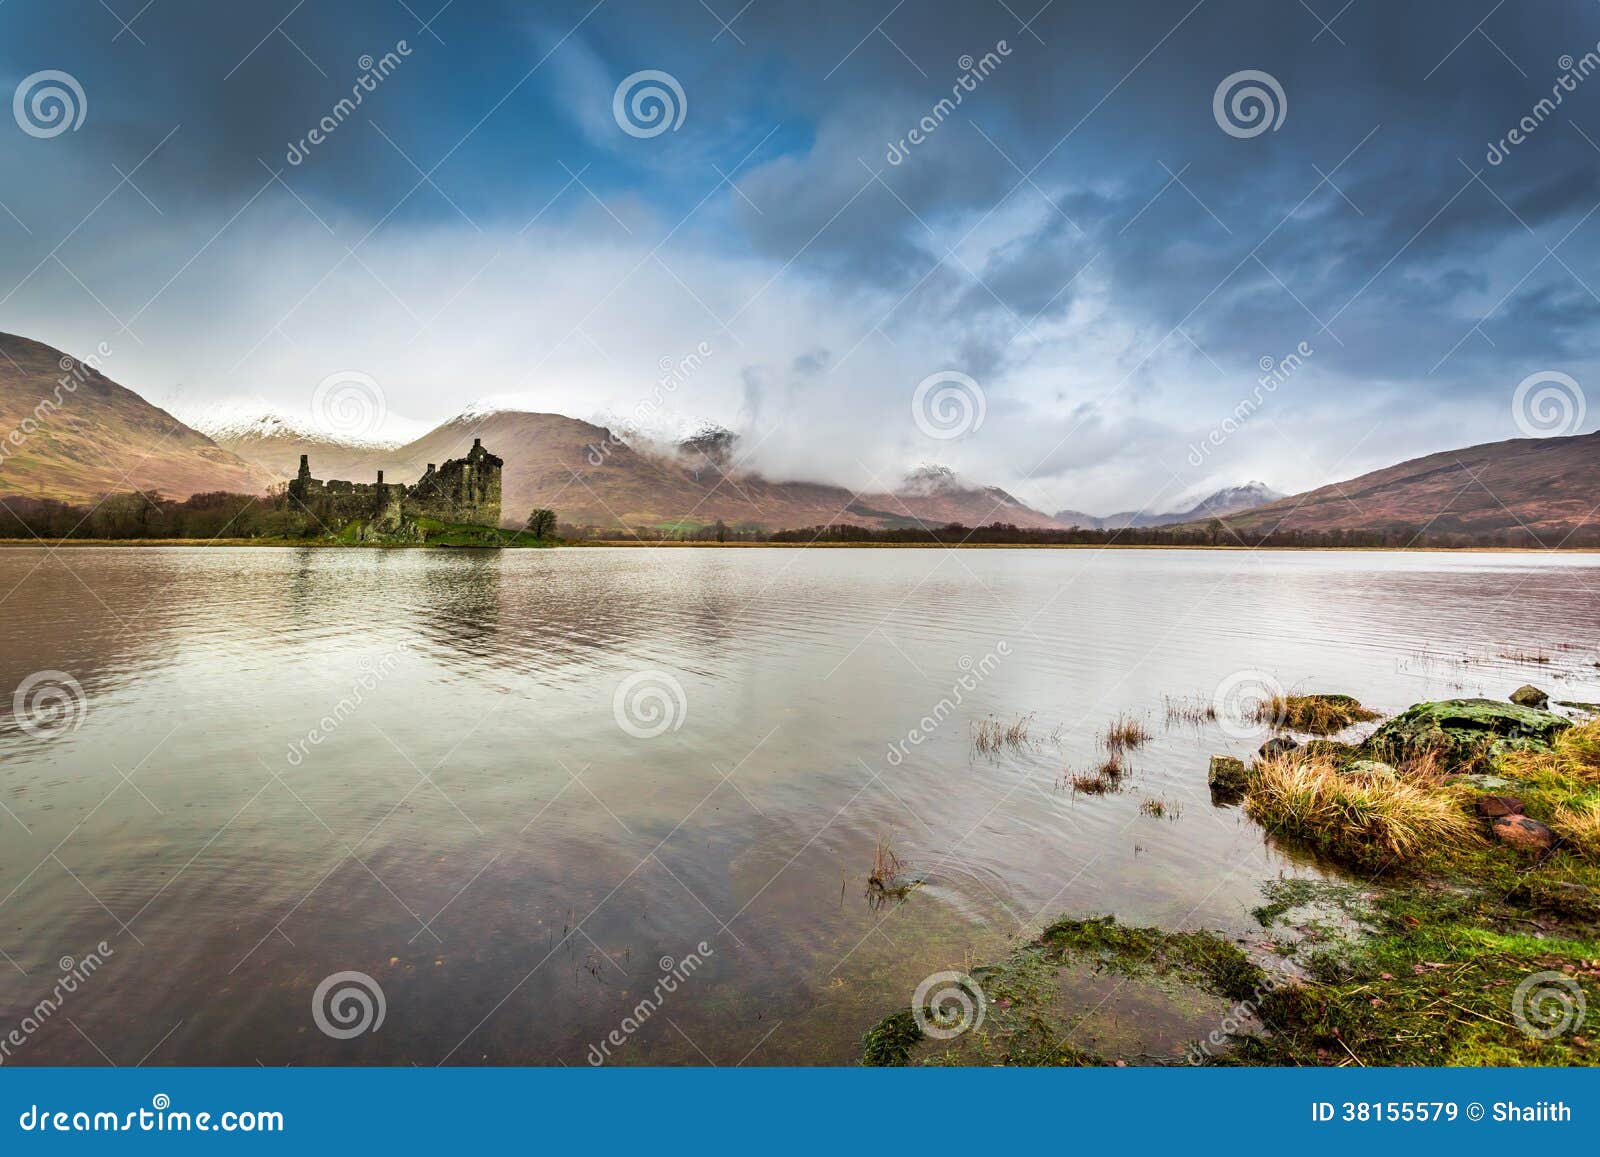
xmin=864 ymin=689 xmax=1599 ymax=1066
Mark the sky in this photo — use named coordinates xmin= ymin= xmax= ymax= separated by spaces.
xmin=1 ymin=0 xmax=1597 ymax=516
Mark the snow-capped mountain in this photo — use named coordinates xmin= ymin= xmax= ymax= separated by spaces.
xmin=1054 ymin=481 xmax=1284 ymax=529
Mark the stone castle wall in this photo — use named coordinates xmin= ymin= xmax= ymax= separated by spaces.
xmin=287 ymin=438 xmax=503 ymax=530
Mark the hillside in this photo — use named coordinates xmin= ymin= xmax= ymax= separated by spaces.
xmin=1218 ymin=431 xmax=1600 ymax=536
xmin=0 ymin=334 xmax=276 ymax=502
xmin=311 ymin=411 xmax=1064 ymax=532
xmin=1055 ymin=482 xmax=1283 ymax=529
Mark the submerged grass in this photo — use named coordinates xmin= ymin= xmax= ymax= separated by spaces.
xmin=1249 ymin=692 xmax=1381 ymax=735
xmin=1244 ymin=751 xmax=1476 ymax=869
xmin=1066 ymin=752 xmax=1129 ymax=795
xmin=972 ymin=713 xmax=1033 ymax=755
xmin=861 ymin=704 xmax=1600 ymax=1067
xmin=1139 ymin=795 xmax=1180 ymax=819
xmin=1101 ymin=712 xmax=1152 ymax=752
xmin=1164 ymin=695 xmax=1218 ymax=726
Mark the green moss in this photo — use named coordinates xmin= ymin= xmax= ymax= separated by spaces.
xmin=860 ymin=1009 xmax=923 ymax=1066
xmin=1040 ymin=916 xmax=1266 ymax=1001
xmin=1364 ymin=698 xmax=1571 ymax=769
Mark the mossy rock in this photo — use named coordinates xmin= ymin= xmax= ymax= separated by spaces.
xmin=1208 ymin=755 xmax=1248 ymax=796
xmin=1364 ymin=698 xmax=1571 ymax=770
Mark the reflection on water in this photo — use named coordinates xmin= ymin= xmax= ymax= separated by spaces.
xmin=0 ymin=546 xmax=1597 ymax=1064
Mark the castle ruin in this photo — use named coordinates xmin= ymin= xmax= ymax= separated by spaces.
xmin=287 ymin=438 xmax=503 ymax=531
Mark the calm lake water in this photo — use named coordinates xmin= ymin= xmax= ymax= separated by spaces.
xmin=1 ymin=546 xmax=1597 ymax=1065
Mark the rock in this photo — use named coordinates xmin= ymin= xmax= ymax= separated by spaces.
xmin=1363 ymin=699 xmax=1571 ymax=770
xmin=1208 ymin=755 xmax=1248 ymax=795
xmin=1452 ymin=772 xmax=1516 ymax=791
xmin=1509 ymin=684 xmax=1550 ymax=709
xmin=1258 ymin=736 xmax=1299 ymax=760
xmin=1340 ymin=759 xmax=1397 ymax=783
xmin=1491 ymin=815 xmax=1555 ymax=853
xmin=1475 ymin=795 xmax=1525 ymax=819
xmin=1556 ymin=700 xmax=1600 ymax=715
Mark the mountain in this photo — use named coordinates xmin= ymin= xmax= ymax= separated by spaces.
xmin=311 ymin=411 xmax=1064 ymax=532
xmin=1216 ymin=432 xmax=1600 ymax=536
xmin=1054 ymin=482 xmax=1283 ymax=530
xmin=0 ymin=334 xmax=276 ymax=502
xmin=185 ymin=400 xmax=419 ymax=483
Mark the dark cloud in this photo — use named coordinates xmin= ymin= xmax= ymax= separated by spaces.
xmin=2 ymin=0 xmax=1598 ymax=511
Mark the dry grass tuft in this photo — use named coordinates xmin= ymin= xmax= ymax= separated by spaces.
xmin=1497 ymin=715 xmax=1600 ymax=787
xmin=1164 ymin=695 xmax=1218 ymax=726
xmin=1244 ymin=752 xmax=1477 ymax=868
xmin=869 ymin=839 xmax=904 ymax=890
xmin=1066 ymin=752 xmax=1129 ymax=796
xmin=972 ymin=713 xmax=1034 ymax=755
xmin=1553 ymin=800 xmax=1600 ymax=861
xmin=1139 ymin=795 xmax=1180 ymax=819
xmin=1101 ymin=712 xmax=1152 ymax=752
xmin=1248 ymin=693 xmax=1381 ymax=736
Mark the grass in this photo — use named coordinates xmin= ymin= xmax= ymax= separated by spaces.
xmin=1066 ymin=752 xmax=1128 ymax=795
xmin=868 ymin=839 xmax=904 ymax=890
xmin=1235 ymin=886 xmax=1600 ymax=1066
xmin=1500 ymin=648 xmax=1554 ymax=663
xmin=860 ymin=1010 xmax=923 ymax=1066
xmin=1553 ymin=801 xmax=1600 ymax=861
xmin=1248 ymin=693 xmax=1381 ymax=735
xmin=1101 ymin=712 xmax=1151 ymax=752
xmin=1164 ymin=695 xmax=1218 ymax=725
xmin=972 ymin=713 xmax=1033 ymax=755
xmin=861 ymin=711 xmax=1600 ymax=1067
xmin=1040 ymin=916 xmax=1266 ymax=1002
xmin=1139 ymin=795 xmax=1180 ymax=819
xmin=1244 ymin=751 xmax=1477 ymax=870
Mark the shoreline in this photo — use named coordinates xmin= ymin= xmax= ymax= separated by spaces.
xmin=2 ymin=538 xmax=1599 ymax=554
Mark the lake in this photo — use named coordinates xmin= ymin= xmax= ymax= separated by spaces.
xmin=1 ymin=546 xmax=1597 ymax=1064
